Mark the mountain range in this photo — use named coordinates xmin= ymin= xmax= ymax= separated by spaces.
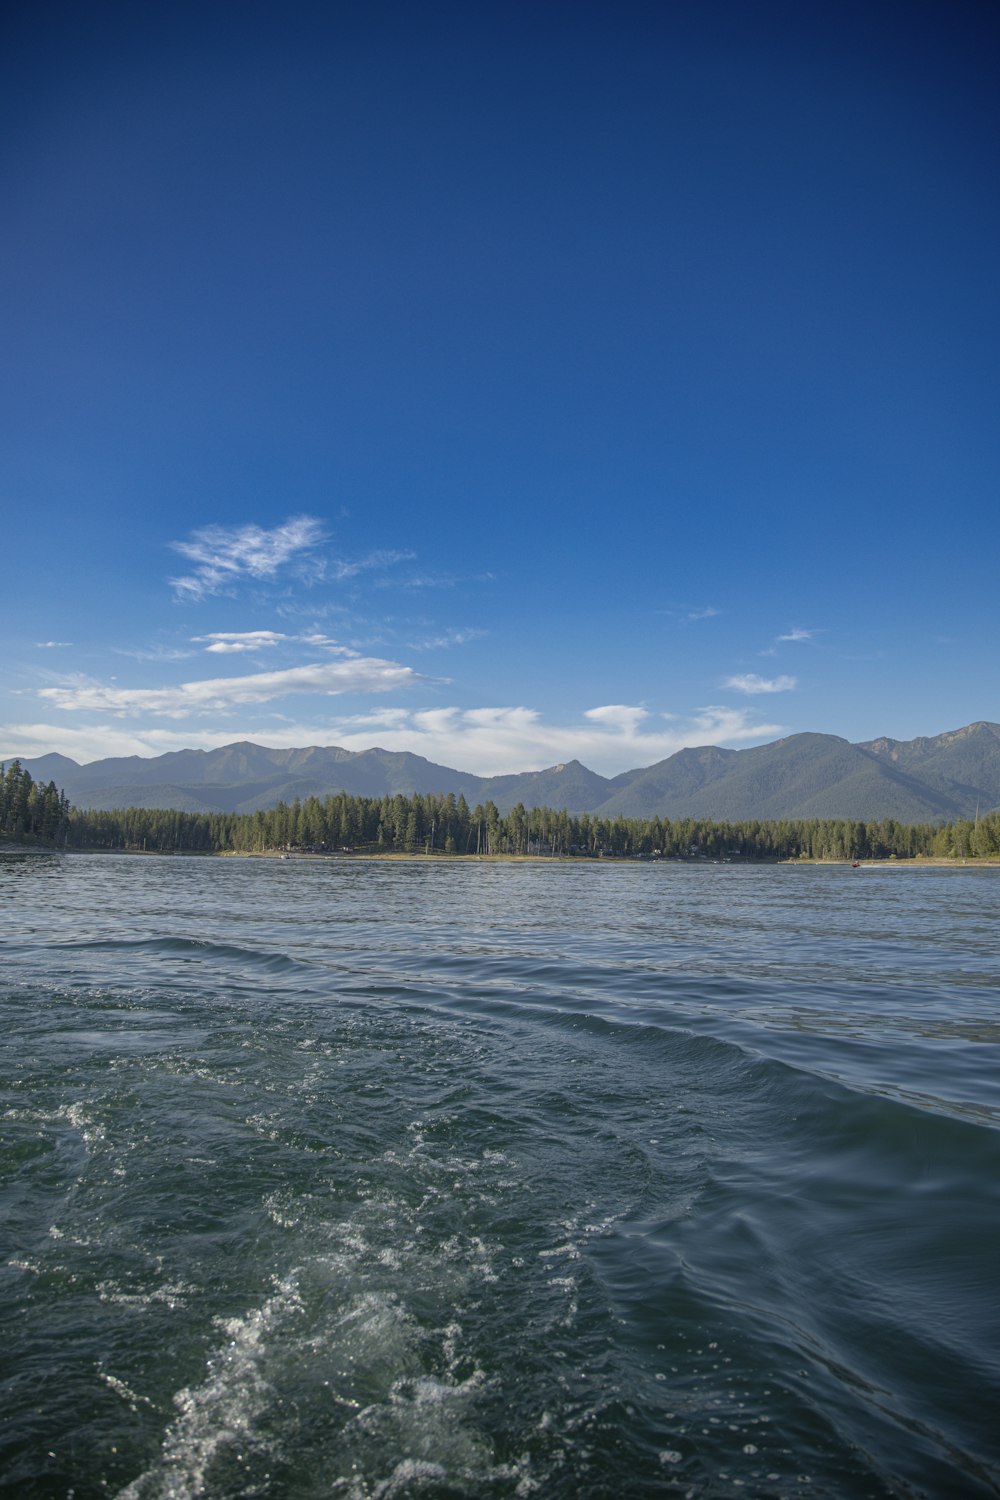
xmin=7 ymin=721 xmax=1000 ymax=823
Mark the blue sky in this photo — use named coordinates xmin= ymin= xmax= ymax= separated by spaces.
xmin=2 ymin=0 xmax=997 ymax=777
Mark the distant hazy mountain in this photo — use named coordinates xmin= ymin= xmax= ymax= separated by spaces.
xmin=605 ymin=733 xmax=968 ymax=822
xmin=6 ymin=722 xmax=1000 ymax=822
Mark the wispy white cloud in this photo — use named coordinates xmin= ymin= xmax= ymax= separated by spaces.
xmin=115 ymin=645 xmax=197 ymax=663
xmin=328 ymin=708 xmax=413 ymax=731
xmin=38 ymin=657 xmax=430 ymax=718
xmin=374 ymin=569 xmax=494 ymax=592
xmin=194 ymin=631 xmax=289 ymax=653
xmin=35 ymin=641 xmax=73 ymax=649
xmin=723 ymin=674 xmax=797 ymax=695
xmin=760 ymin=626 xmax=821 ymax=656
xmin=658 ymin=603 xmax=720 ymax=624
xmin=193 ymin=630 xmax=358 ymax=656
xmin=584 ymin=704 xmax=651 ymax=733
xmin=330 ymin=549 xmax=415 ymax=581
xmin=406 ymin=627 xmax=486 ymax=651
xmin=375 ymin=571 xmax=457 ymax=591
xmin=169 ymin=515 xmax=327 ymax=601
xmin=2 ymin=704 xmax=787 ymax=777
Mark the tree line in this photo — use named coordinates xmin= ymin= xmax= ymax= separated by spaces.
xmin=0 ymin=761 xmax=72 ymax=842
xmin=61 ymin=788 xmax=1000 ymax=861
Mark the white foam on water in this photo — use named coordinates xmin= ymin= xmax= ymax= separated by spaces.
xmin=99 ymin=1367 xmax=157 ymax=1412
xmin=327 ymin=1287 xmax=419 ymax=1391
xmin=97 ymin=1279 xmax=193 ymax=1311
xmin=262 ymin=1190 xmax=300 ymax=1229
xmin=330 ymin=1363 xmax=526 ymax=1500
xmin=371 ymin=1458 xmax=447 ymax=1497
xmin=115 ymin=1274 xmax=303 ymax=1500
xmin=57 ymin=1100 xmax=107 ymax=1149
xmin=115 ymin=1129 xmax=536 ymax=1498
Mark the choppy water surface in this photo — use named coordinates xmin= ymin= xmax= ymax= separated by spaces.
xmin=2 ymin=853 xmax=999 ymax=1500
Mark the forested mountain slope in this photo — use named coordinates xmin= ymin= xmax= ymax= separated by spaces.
xmin=859 ymin=721 xmax=1000 ymax=812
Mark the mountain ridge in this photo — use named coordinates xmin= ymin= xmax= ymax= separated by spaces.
xmin=6 ymin=721 xmax=1000 ymax=823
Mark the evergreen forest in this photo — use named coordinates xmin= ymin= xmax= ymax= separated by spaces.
xmin=0 ymin=761 xmax=71 ymax=842
xmin=60 ymin=788 xmax=1000 ymax=861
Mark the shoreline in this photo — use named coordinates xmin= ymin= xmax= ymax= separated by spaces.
xmin=784 ymin=856 xmax=1000 ymax=868
xmin=23 ymin=845 xmax=1000 ymax=868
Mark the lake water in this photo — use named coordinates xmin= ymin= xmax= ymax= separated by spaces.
xmin=2 ymin=851 xmax=999 ymax=1499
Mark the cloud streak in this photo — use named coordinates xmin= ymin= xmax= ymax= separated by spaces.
xmin=192 ymin=630 xmax=353 ymax=655
xmin=169 ymin=516 xmax=327 ymax=600
xmin=330 ymin=549 xmax=415 ymax=580
xmin=115 ymin=645 xmax=197 ymax=662
xmin=658 ymin=603 xmax=720 ymax=623
xmin=406 ymin=627 xmax=485 ymax=651
xmin=39 ymin=657 xmax=429 ymax=718
xmin=723 ymin=674 xmax=797 ymax=695
xmin=194 ymin=631 xmax=290 ymax=653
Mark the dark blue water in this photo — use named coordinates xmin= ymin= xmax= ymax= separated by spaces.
xmin=2 ymin=852 xmax=999 ymax=1499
